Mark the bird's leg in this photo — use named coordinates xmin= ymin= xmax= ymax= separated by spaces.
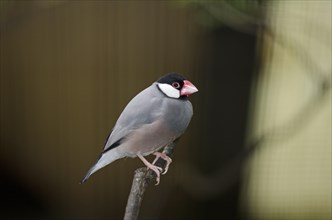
xmin=152 ymin=152 xmax=172 ymax=175
xmin=137 ymin=154 xmax=163 ymax=185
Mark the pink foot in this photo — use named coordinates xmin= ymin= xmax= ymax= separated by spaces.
xmin=138 ymin=154 xmax=162 ymax=185
xmin=152 ymin=152 xmax=172 ymax=175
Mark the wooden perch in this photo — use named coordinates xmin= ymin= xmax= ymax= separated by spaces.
xmin=123 ymin=142 xmax=175 ymax=220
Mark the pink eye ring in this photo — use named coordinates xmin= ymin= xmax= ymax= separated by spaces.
xmin=172 ymin=82 xmax=180 ymax=89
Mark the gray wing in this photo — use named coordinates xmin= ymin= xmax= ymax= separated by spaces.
xmin=103 ymin=84 xmax=164 ymax=152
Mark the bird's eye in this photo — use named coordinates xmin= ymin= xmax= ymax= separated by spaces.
xmin=172 ymin=82 xmax=180 ymax=89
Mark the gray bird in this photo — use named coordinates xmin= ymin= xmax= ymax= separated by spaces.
xmin=80 ymin=73 xmax=198 ymax=184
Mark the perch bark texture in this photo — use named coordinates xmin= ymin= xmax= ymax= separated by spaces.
xmin=123 ymin=143 xmax=175 ymax=220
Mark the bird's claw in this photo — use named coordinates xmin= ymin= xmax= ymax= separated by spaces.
xmin=137 ymin=154 xmax=163 ymax=185
xmin=152 ymin=152 xmax=172 ymax=175
xmin=147 ymin=164 xmax=163 ymax=185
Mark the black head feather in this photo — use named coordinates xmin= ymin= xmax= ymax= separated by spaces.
xmin=157 ymin=73 xmax=186 ymax=90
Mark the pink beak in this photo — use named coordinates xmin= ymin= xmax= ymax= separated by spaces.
xmin=181 ymin=80 xmax=198 ymax=96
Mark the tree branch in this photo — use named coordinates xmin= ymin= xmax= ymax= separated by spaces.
xmin=123 ymin=142 xmax=175 ymax=220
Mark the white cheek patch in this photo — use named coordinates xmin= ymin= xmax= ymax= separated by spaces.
xmin=157 ymin=83 xmax=180 ymax=98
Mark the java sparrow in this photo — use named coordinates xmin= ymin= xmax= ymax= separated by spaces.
xmin=80 ymin=73 xmax=198 ymax=184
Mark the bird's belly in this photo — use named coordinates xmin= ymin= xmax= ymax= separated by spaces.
xmin=118 ymin=119 xmax=177 ymax=157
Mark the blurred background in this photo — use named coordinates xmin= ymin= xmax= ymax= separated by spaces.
xmin=0 ymin=1 xmax=331 ymax=220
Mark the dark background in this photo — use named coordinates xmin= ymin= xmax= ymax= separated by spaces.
xmin=1 ymin=1 xmax=330 ymax=220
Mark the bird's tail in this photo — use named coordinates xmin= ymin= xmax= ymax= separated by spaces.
xmin=80 ymin=149 xmax=122 ymax=184
xmin=80 ymin=163 xmax=103 ymax=184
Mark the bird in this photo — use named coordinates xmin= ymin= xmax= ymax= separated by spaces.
xmin=80 ymin=73 xmax=198 ymax=185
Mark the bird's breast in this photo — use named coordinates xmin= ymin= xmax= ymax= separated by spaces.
xmin=161 ymin=99 xmax=193 ymax=134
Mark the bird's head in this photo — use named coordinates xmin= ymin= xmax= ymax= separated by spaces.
xmin=156 ymin=73 xmax=198 ymax=99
